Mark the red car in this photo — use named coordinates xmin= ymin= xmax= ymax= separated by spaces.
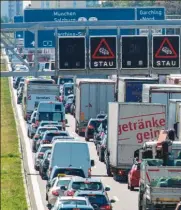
xmin=128 ymin=162 xmax=141 ymax=191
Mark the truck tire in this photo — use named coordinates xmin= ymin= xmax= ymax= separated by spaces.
xmin=85 ymin=137 xmax=89 ymax=142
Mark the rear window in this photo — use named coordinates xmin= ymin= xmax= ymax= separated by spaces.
xmin=56 ymin=180 xmax=71 ymax=187
xmin=28 ymin=80 xmax=54 ymax=84
xmin=40 ymin=147 xmax=51 ymax=153
xmin=45 ymin=133 xmax=64 ymax=141
xmin=53 ymin=169 xmax=85 ymax=179
xmin=72 ymin=182 xmax=103 ymax=191
xmin=38 ymin=127 xmax=58 ymax=134
xmin=59 ymin=208 xmax=92 ymax=210
xmin=39 ymin=112 xmax=63 ymax=122
xmin=64 ymin=87 xmax=74 ymax=96
xmin=60 ymin=200 xmax=87 ymax=205
xmin=89 ymin=120 xmax=102 ymax=128
xmin=41 ymin=122 xmax=58 ymax=126
xmin=78 ymin=195 xmax=108 ymax=206
xmin=58 ymin=78 xmax=73 ymax=85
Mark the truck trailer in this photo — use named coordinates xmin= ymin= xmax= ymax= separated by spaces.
xmin=118 ymin=77 xmax=158 ymax=103
xmin=105 ymin=102 xmax=166 ymax=181
xmin=75 ymin=79 xmax=115 ymax=136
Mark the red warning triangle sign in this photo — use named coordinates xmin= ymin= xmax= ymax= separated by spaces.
xmin=92 ymin=38 xmax=115 ymax=59
xmin=155 ymin=38 xmax=178 ymax=59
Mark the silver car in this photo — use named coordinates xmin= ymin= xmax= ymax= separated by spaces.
xmin=34 ymin=144 xmax=52 ymax=171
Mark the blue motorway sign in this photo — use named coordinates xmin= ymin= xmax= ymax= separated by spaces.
xmin=136 ymin=7 xmax=165 ymax=35
xmin=24 ymin=8 xmax=136 ymax=48
xmin=14 ymin=16 xmax=24 ymax=39
xmin=24 ymin=7 xmax=166 ymax=48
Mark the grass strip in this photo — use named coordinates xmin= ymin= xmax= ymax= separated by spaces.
xmin=1 ymin=56 xmax=28 ymax=210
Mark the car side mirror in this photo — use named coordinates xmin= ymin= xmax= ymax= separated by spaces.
xmin=60 ymin=186 xmax=67 ymax=191
xmin=110 ymin=199 xmax=116 ymax=203
xmin=105 ymin=186 xmax=110 ymax=191
xmin=91 ymin=160 xmax=95 ymax=167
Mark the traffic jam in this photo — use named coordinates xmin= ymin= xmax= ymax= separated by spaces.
xmin=6 ymin=42 xmax=181 ymax=210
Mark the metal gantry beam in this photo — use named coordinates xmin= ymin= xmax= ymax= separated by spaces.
xmin=1 ymin=20 xmax=181 ymax=32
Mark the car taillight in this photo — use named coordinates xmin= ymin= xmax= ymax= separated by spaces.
xmin=118 ymin=170 xmax=124 ymax=175
xmin=88 ymin=125 xmax=94 ymax=129
xmin=34 ymin=135 xmax=39 ymax=138
xmin=100 ymin=205 xmax=111 ymax=210
xmin=66 ymin=190 xmax=74 ymax=196
xmin=42 ymin=140 xmax=49 ymax=144
xmin=38 ymin=152 xmax=44 ymax=158
xmin=52 ymin=190 xmax=59 ymax=196
xmin=35 ymin=121 xmax=39 ymax=126
xmin=88 ymin=168 xmax=91 ymax=177
xmin=32 ymin=123 xmax=37 ymax=128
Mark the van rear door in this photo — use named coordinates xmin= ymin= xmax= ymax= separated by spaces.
xmin=70 ymin=143 xmax=90 ymax=177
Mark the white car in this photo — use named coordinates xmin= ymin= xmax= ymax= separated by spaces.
xmin=50 ymin=196 xmax=94 ymax=210
xmin=27 ymin=110 xmax=37 ymax=138
xmin=46 ymin=175 xmax=72 ymax=206
xmin=34 ymin=144 xmax=52 ymax=171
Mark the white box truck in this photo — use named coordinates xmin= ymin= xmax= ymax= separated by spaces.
xmin=168 ymin=99 xmax=181 ymax=139
xmin=142 ymin=85 xmax=181 ymax=126
xmin=75 ymin=79 xmax=115 ymax=135
xmin=22 ymin=83 xmax=59 ymax=120
xmin=106 ymin=102 xmax=166 ymax=181
xmin=177 ymin=103 xmax=181 ymax=140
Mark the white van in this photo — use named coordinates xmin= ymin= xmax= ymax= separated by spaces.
xmin=49 ymin=140 xmax=95 ymax=178
xmin=35 ymin=101 xmax=66 ymax=127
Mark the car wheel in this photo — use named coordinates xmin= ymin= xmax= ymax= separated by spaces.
xmin=85 ymin=137 xmax=89 ymax=142
xmin=130 ymin=185 xmax=134 ymax=191
xmin=34 ymin=165 xmax=39 ymax=171
xmin=46 ymin=193 xmax=48 ymax=201
xmin=99 ymin=152 xmax=104 ymax=162
xmin=27 ymin=130 xmax=30 ymax=137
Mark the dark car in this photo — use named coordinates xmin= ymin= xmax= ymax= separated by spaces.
xmin=97 ymin=133 xmax=107 ymax=162
xmin=13 ymin=77 xmax=22 ymax=89
xmin=17 ymin=88 xmax=23 ymax=104
xmin=38 ymin=131 xmax=69 ymax=149
xmin=39 ymin=150 xmax=51 ymax=180
xmin=85 ymin=118 xmax=103 ymax=142
xmin=32 ymin=126 xmax=58 ymax=153
xmin=65 ymin=98 xmax=73 ymax=114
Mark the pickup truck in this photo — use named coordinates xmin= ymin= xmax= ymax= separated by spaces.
xmin=139 ymin=162 xmax=181 ymax=210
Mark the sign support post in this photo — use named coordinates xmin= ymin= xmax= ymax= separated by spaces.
xmin=180 ymin=27 xmax=181 ymax=73
xmin=86 ymin=27 xmax=89 ymax=75
xmin=148 ymin=26 xmax=152 ymax=76
xmin=34 ymin=30 xmax=38 ymax=78
xmin=55 ymin=28 xmax=59 ymax=77
xmin=116 ymin=27 xmax=121 ymax=102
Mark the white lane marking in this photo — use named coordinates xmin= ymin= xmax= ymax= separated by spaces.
xmin=8 ymin=60 xmax=44 ymax=210
xmin=113 ymin=196 xmax=119 ymax=202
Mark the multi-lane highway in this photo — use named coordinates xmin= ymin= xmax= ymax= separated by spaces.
xmin=9 ymin=70 xmax=138 ymax=210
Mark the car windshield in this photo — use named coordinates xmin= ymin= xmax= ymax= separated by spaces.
xmin=56 ymin=180 xmax=70 ymax=187
xmin=40 ymin=147 xmax=51 ymax=153
xmin=59 ymin=78 xmax=73 ymax=85
xmin=72 ymin=182 xmax=103 ymax=191
xmin=53 ymin=169 xmax=85 ymax=179
xmin=78 ymin=195 xmax=108 ymax=206
xmin=39 ymin=112 xmax=63 ymax=121
xmin=60 ymin=200 xmax=87 ymax=205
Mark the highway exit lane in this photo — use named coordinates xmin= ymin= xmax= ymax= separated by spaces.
xmin=13 ymin=86 xmax=139 ymax=210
